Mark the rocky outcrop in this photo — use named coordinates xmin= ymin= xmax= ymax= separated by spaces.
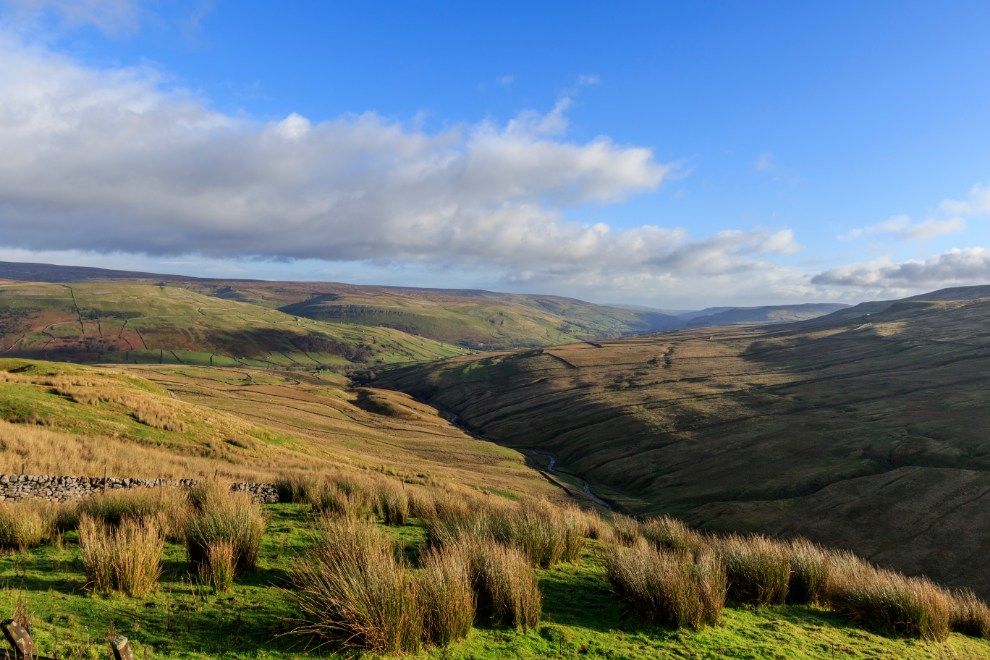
xmin=0 ymin=474 xmax=279 ymax=503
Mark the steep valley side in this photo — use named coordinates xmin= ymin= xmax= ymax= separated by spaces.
xmin=374 ymin=289 xmax=990 ymax=596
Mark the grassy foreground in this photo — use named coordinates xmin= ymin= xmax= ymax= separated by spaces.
xmin=2 ymin=501 xmax=988 ymax=659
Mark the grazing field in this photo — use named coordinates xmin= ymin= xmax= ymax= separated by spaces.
xmin=375 ymin=286 xmax=990 ymax=598
xmin=0 ymin=280 xmax=464 ymax=367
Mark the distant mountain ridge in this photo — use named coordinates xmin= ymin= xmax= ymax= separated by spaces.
xmin=678 ymin=302 xmax=849 ymax=326
xmin=0 ymin=261 xmax=847 ymax=349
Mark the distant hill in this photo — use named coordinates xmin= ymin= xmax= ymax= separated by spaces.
xmin=0 ymin=261 xmax=851 ymax=350
xmin=0 ymin=261 xmax=689 ymax=348
xmin=374 ymin=285 xmax=990 ymax=597
xmin=677 ymin=302 xmax=848 ymax=326
xmin=0 ymin=280 xmax=463 ymax=367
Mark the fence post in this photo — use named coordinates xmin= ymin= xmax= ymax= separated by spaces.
xmin=1 ymin=619 xmax=34 ymax=659
xmin=110 ymin=635 xmax=133 ymax=660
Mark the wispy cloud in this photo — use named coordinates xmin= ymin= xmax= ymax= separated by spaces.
xmin=2 ymin=0 xmax=143 ymax=36
xmin=938 ymin=182 xmax=990 ymax=217
xmin=839 ymin=214 xmax=965 ymax=241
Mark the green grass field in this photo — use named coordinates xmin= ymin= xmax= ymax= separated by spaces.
xmin=0 ymin=280 xmax=465 ymax=367
xmin=4 ymin=503 xmax=988 ymax=659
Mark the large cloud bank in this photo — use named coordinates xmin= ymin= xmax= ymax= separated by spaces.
xmin=0 ymin=34 xmax=810 ymax=291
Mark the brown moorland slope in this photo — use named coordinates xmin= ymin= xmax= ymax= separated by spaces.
xmin=0 ymin=358 xmax=559 ymax=502
xmin=374 ymin=286 xmax=990 ymax=596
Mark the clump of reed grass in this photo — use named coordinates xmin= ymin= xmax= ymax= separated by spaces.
xmin=717 ymin=534 xmax=791 ymax=606
xmin=199 ymin=540 xmax=237 ymax=593
xmin=417 ymin=546 xmax=475 ymax=646
xmin=949 ymin=588 xmax=990 ymax=639
xmin=290 ymin=517 xmax=422 ymax=654
xmin=0 ymin=501 xmax=54 ymax=550
xmin=308 ymin=480 xmax=372 ymax=519
xmin=78 ymin=515 xmax=163 ymax=597
xmin=453 ymin=536 xmax=541 ymax=630
xmin=574 ymin=507 xmax=614 ymax=543
xmin=406 ymin=485 xmax=438 ymax=519
xmin=640 ymin=515 xmax=704 ymax=556
xmin=64 ymin=487 xmax=190 ymax=540
xmin=824 ymin=552 xmax=950 ymax=640
xmin=606 ymin=538 xmax=726 ymax=629
xmin=370 ymin=478 xmax=410 ymax=526
xmin=424 ymin=496 xmax=582 ymax=569
xmin=786 ymin=538 xmax=830 ymax=605
xmin=185 ymin=484 xmax=265 ymax=575
xmin=609 ymin=513 xmax=642 ymax=546
xmin=507 ymin=499 xmax=584 ymax=567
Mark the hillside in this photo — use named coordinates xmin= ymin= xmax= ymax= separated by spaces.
xmin=0 ymin=358 xmax=556 ymax=501
xmin=678 ymin=302 xmax=848 ymax=325
xmin=0 ymin=261 xmax=687 ymax=348
xmin=0 ymin=280 xmax=463 ymax=367
xmin=373 ymin=286 xmax=990 ymax=598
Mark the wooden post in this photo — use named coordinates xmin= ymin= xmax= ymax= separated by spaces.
xmin=2 ymin=619 xmax=34 ymax=659
xmin=110 ymin=635 xmax=133 ymax=660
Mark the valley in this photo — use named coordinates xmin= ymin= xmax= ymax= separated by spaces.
xmin=374 ymin=286 xmax=990 ymax=597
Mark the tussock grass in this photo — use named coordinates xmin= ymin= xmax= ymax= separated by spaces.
xmin=787 ymin=538 xmax=830 ymax=605
xmin=63 ymin=487 xmax=190 ymax=540
xmin=574 ymin=507 xmax=614 ymax=542
xmin=417 ymin=546 xmax=475 ymax=646
xmin=453 ymin=536 xmax=542 ymax=630
xmin=949 ymin=589 xmax=990 ymax=639
xmin=290 ymin=517 xmax=422 ymax=654
xmin=640 ymin=515 xmax=704 ymax=556
xmin=508 ymin=499 xmax=584 ymax=567
xmin=609 ymin=513 xmax=642 ymax=546
xmin=717 ymin=534 xmax=791 ymax=606
xmin=200 ymin=540 xmax=236 ymax=593
xmin=407 ymin=485 xmax=438 ymax=519
xmin=78 ymin=515 xmax=163 ymax=597
xmin=824 ymin=552 xmax=950 ymax=640
xmin=606 ymin=538 xmax=726 ymax=629
xmin=0 ymin=501 xmax=54 ymax=550
xmin=424 ymin=496 xmax=582 ymax=568
xmin=185 ymin=484 xmax=266 ymax=575
xmin=370 ymin=478 xmax=410 ymax=526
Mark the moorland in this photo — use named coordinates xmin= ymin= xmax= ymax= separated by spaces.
xmin=0 ymin=261 xmax=987 ymax=658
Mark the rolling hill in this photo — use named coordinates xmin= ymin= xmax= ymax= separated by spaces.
xmin=0 ymin=261 xmax=848 ymax=351
xmin=0 ymin=357 xmax=556 ymax=500
xmin=0 ymin=280 xmax=464 ymax=367
xmin=677 ymin=302 xmax=848 ymax=325
xmin=373 ymin=285 xmax=990 ymax=597
xmin=0 ymin=261 xmax=687 ymax=348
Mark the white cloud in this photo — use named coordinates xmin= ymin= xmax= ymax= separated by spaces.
xmin=496 ymin=74 xmax=515 ymax=87
xmin=0 ymin=33 xmax=806 ymax=302
xmin=839 ymin=214 xmax=965 ymax=241
xmin=938 ymin=183 xmax=990 ymax=217
xmin=577 ymin=73 xmax=601 ymax=86
xmin=2 ymin=0 xmax=142 ymax=36
xmin=811 ymin=247 xmax=990 ymax=289
xmin=903 ymin=218 xmax=966 ymax=240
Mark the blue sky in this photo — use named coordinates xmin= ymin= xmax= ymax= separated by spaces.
xmin=0 ymin=1 xmax=987 ymax=307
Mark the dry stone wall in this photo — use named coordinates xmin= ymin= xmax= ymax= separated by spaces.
xmin=0 ymin=474 xmax=279 ymax=503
